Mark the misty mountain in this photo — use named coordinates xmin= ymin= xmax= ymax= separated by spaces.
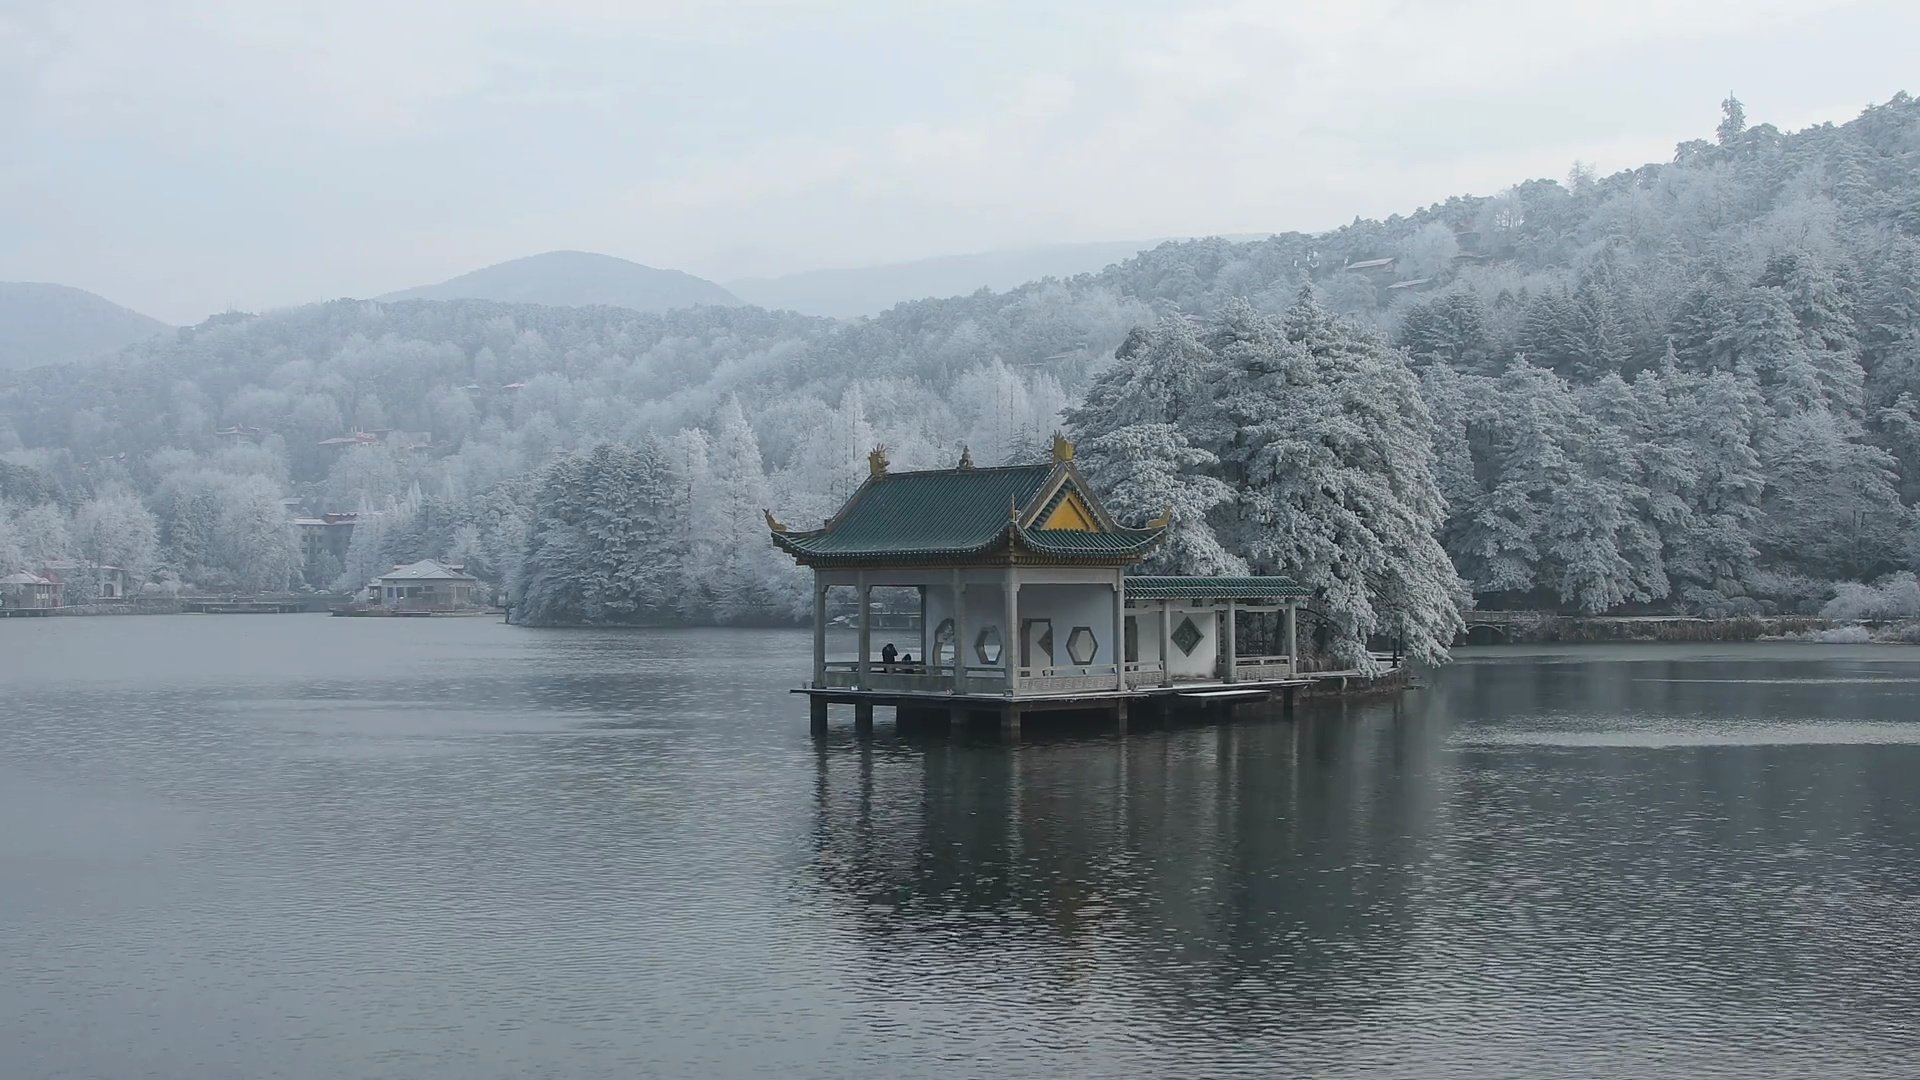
xmin=378 ymin=251 xmax=740 ymax=312
xmin=727 ymin=239 xmax=1264 ymax=317
xmin=0 ymin=282 xmax=170 ymax=372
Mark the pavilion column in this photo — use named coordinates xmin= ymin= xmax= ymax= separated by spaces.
xmin=1003 ymin=567 xmax=1019 ymax=696
xmin=812 ymin=575 xmax=827 ymax=688
xmin=1224 ymin=599 xmax=1237 ymax=683
xmin=1285 ymin=602 xmax=1298 ymax=673
xmin=1160 ymin=600 xmax=1173 ymax=687
xmin=917 ymin=585 xmax=928 ymax=664
xmin=951 ymin=569 xmax=968 ymax=695
xmin=856 ymin=571 xmax=871 ymax=690
xmin=1112 ymin=568 xmax=1126 ymax=692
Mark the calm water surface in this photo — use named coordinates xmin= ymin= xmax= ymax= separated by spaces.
xmin=4 ymin=616 xmax=1919 ymax=1079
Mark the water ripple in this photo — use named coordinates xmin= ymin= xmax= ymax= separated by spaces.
xmin=3 ymin=621 xmax=1919 ymax=1078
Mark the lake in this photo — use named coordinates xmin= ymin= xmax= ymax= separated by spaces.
xmin=4 ymin=615 xmax=1919 ymax=1079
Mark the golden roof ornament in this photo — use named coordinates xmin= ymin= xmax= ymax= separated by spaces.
xmin=958 ymin=445 xmax=975 ymax=470
xmin=763 ymin=509 xmax=788 ymax=534
xmin=1051 ymin=431 xmax=1075 ymax=463
xmin=868 ymin=445 xmax=890 ymax=478
xmin=1147 ymin=507 xmax=1172 ymax=529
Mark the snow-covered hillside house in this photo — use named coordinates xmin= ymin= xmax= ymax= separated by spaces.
xmin=770 ymin=436 xmax=1307 ymax=733
xmin=40 ymin=560 xmax=136 ymax=601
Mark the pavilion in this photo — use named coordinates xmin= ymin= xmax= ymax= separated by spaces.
xmin=769 ymin=436 xmax=1309 ymax=735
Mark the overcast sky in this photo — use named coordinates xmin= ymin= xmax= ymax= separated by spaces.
xmin=2 ymin=0 xmax=1915 ymax=323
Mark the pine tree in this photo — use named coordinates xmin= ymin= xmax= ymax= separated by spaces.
xmin=1213 ymin=294 xmax=1465 ymax=668
xmin=1571 ymin=273 xmax=1632 ymax=379
xmin=1518 ymin=288 xmax=1585 ymax=377
xmin=1068 ymin=317 xmax=1245 ymax=575
xmin=1454 ymin=361 xmax=1572 ymax=600
xmin=663 ymin=428 xmax=715 ymax=619
xmin=1668 ymin=273 xmax=1742 ymax=372
xmin=1758 ymin=408 xmax=1905 ymax=580
xmin=1396 ymin=291 xmax=1497 ymax=373
xmin=1717 ymin=94 xmax=1747 ymax=145
xmin=516 ymin=453 xmax=589 ymax=625
xmin=704 ymin=397 xmax=797 ymax=622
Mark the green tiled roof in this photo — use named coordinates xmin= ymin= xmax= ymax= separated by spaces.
xmin=1016 ymin=526 xmax=1163 ymax=556
xmin=770 ymin=462 xmax=1164 ymax=565
xmin=1125 ymin=576 xmax=1311 ymax=600
xmin=774 ymin=464 xmax=1052 ymax=560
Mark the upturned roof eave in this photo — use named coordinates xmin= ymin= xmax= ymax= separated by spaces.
xmin=772 ymin=520 xmax=1167 ymax=567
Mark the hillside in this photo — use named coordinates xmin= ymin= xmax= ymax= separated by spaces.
xmin=2 ymin=93 xmax=1917 ymax=619
xmin=0 ymin=282 xmax=170 ymax=372
xmin=726 ymin=237 xmax=1271 ymax=317
xmin=379 ymin=251 xmax=740 ymax=312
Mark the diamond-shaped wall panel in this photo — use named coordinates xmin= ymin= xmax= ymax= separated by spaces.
xmin=1172 ymin=615 xmax=1203 ymax=656
xmin=1066 ymin=626 xmax=1098 ymax=665
xmin=974 ymin=626 xmax=1003 ymax=665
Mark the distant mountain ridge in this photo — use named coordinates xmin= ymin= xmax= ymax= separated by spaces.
xmin=0 ymin=282 xmax=171 ymax=372
xmin=726 ymin=237 xmax=1271 ymax=317
xmin=379 ymin=250 xmax=740 ymax=312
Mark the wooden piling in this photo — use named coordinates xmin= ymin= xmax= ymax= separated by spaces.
xmin=810 ymin=697 xmax=829 ymax=736
xmin=853 ymin=702 xmax=874 ymax=735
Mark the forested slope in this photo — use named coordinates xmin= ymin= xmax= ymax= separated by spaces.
xmin=1 ymin=94 xmax=1915 ymax=628
xmin=0 ymin=282 xmax=170 ymax=372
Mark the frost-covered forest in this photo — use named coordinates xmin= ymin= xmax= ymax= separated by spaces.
xmin=3 ymin=95 xmax=1919 ymax=641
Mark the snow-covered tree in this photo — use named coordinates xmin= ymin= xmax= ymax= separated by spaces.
xmin=215 ymin=475 xmax=301 ymax=593
xmin=1068 ymin=316 xmax=1244 ymax=575
xmin=13 ymin=502 xmax=73 ymax=567
xmin=0 ymin=503 xmax=26 ymax=573
xmin=72 ymin=490 xmax=159 ymax=583
xmin=1074 ymin=295 xmax=1466 ymax=670
xmin=1218 ymin=293 xmax=1465 ymax=668
xmin=703 ymin=396 xmax=800 ymax=621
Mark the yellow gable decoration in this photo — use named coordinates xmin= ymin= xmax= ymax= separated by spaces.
xmin=1041 ymin=491 xmax=1101 ymax=532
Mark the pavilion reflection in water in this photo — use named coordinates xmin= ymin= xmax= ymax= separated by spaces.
xmin=802 ymin=696 xmax=1441 ymax=1027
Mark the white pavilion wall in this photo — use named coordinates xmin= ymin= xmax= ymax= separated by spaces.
xmin=919 ymin=580 xmax=1122 ymax=670
xmin=1017 ymin=584 xmax=1117 ymax=669
xmin=922 ymin=582 xmax=1014 ymax=666
xmin=1128 ymin=601 xmax=1222 ymax=680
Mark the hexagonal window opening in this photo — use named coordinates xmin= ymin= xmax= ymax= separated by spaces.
xmin=975 ymin=625 xmax=1004 ymax=665
xmin=931 ymin=618 xmax=956 ymax=666
xmin=1065 ymin=626 xmax=1099 ymax=666
xmin=1172 ymin=615 xmax=1204 ymax=656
